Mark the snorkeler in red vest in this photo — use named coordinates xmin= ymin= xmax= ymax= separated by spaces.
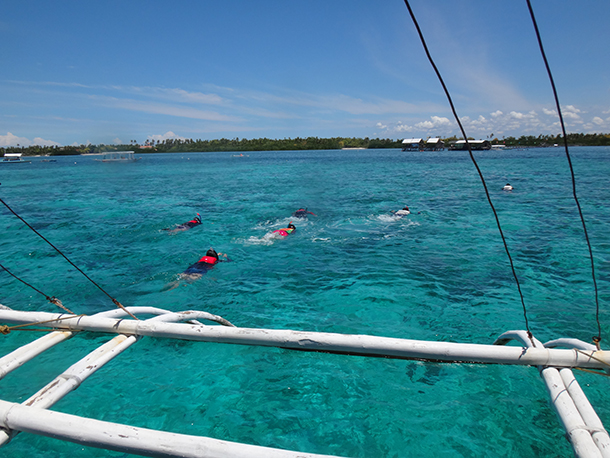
xmin=273 ymin=222 xmax=296 ymax=237
xmin=163 ymin=213 xmax=202 ymax=233
xmin=293 ymin=208 xmax=317 ymax=218
xmin=163 ymin=248 xmax=229 ymax=291
xmin=183 ymin=248 xmax=228 ymax=274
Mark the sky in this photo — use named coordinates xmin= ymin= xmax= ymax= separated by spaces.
xmin=1 ymin=1 xmax=609 ymax=147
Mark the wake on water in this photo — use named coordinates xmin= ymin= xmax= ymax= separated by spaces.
xmin=245 ymin=231 xmax=285 ymax=246
xmin=243 ymin=217 xmax=310 ymax=245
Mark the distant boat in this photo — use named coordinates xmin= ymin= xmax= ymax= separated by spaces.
xmin=449 ymin=140 xmax=492 ymax=151
xmin=95 ymin=151 xmax=141 ymax=162
xmin=1 ymin=153 xmax=31 ymax=164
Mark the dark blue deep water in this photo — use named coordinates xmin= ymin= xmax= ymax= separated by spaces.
xmin=1 ymin=147 xmax=609 ymax=456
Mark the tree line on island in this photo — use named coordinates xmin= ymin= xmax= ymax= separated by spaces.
xmin=3 ymin=132 xmax=610 ymax=156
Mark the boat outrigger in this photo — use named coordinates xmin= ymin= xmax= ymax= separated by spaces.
xmin=0 ymin=306 xmax=608 ymax=457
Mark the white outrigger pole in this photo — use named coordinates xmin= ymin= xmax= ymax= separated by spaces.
xmin=0 ymin=306 xmax=609 ymax=457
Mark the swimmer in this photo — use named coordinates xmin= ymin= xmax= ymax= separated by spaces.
xmin=273 ymin=222 xmax=296 ymax=237
xmin=163 ymin=248 xmax=229 ymax=291
xmin=163 ymin=213 xmax=202 ymax=233
xmin=293 ymin=208 xmax=317 ymax=218
xmin=502 ymin=183 xmax=513 ymax=191
xmin=393 ymin=205 xmax=410 ymax=216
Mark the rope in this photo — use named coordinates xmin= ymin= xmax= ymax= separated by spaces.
xmin=0 ymin=263 xmax=75 ymax=314
xmin=0 ymin=198 xmax=138 ymax=320
xmin=575 ymin=348 xmax=610 ymax=369
xmin=402 ymin=0 xmax=532 ymax=341
xmin=0 ymin=315 xmax=85 ymax=335
xmin=573 ymin=367 xmax=610 ymax=379
xmin=526 ymin=0 xmax=602 ymax=346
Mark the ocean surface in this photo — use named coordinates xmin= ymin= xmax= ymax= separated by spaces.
xmin=1 ymin=147 xmax=609 ymax=457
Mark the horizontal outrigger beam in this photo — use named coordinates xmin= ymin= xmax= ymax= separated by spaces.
xmin=0 ymin=309 xmax=608 ymax=369
xmin=1 ymin=307 xmax=609 ymax=458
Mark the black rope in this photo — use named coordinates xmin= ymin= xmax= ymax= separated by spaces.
xmin=0 ymin=263 xmax=75 ymax=314
xmin=526 ymin=0 xmax=601 ymax=347
xmin=403 ymin=0 xmax=532 ymax=340
xmin=0 ymin=198 xmax=138 ymax=320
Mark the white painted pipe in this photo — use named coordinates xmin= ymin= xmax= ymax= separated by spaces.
xmin=146 ymin=310 xmax=235 ymax=327
xmin=24 ymin=334 xmax=138 ymax=409
xmin=0 ymin=400 xmax=342 ymax=458
xmin=92 ymin=307 xmax=173 ymax=318
xmin=0 ymin=333 xmax=139 ymax=448
xmin=559 ymin=368 xmax=610 ymax=457
xmin=92 ymin=307 xmax=208 ymax=326
xmin=0 ymin=310 xmax=607 ymax=369
xmin=541 ymin=367 xmax=602 ymax=458
xmin=0 ymin=330 xmax=73 ymax=381
xmin=94 ymin=307 xmax=235 ymax=326
xmin=545 ymin=339 xmax=598 ymax=351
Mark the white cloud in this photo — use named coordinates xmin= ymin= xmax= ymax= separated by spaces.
xmin=128 ymin=86 xmax=224 ymax=105
xmin=592 ymin=117 xmax=604 ymax=126
xmin=415 ymin=120 xmax=434 ymax=129
xmin=542 ymin=108 xmax=556 ymax=116
xmin=245 ymin=89 xmax=434 ymax=116
xmin=560 ymin=105 xmax=583 ymax=120
xmin=32 ymin=137 xmax=61 ymax=147
xmin=0 ymin=132 xmax=60 ymax=147
xmin=380 ymin=116 xmax=453 ymax=136
xmin=563 ymin=112 xmax=580 ymax=120
xmin=90 ymin=95 xmax=240 ymax=122
xmin=564 ymin=105 xmax=582 ymax=114
xmin=509 ymin=111 xmax=537 ymax=120
xmin=0 ymin=132 xmax=31 ymax=147
xmin=148 ymin=131 xmax=186 ymax=142
xmin=394 ymin=123 xmax=414 ymax=133
xmin=415 ymin=116 xmax=452 ymax=129
xmin=491 ymin=110 xmax=503 ymax=117
xmin=509 ymin=111 xmax=525 ymax=119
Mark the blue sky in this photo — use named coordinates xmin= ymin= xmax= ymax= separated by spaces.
xmin=1 ymin=1 xmax=609 ymax=147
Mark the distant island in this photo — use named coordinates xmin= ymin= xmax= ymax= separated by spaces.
xmin=2 ymin=133 xmax=610 ymax=157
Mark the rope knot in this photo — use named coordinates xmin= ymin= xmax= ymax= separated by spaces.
xmin=0 ymin=325 xmax=10 ymax=335
xmin=47 ymin=296 xmax=75 ymax=315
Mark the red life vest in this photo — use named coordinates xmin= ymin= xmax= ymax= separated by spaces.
xmin=274 ymin=228 xmax=294 ymax=237
xmin=198 ymin=255 xmax=218 ymax=265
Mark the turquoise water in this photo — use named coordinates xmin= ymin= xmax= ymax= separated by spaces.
xmin=1 ymin=147 xmax=609 ymax=457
